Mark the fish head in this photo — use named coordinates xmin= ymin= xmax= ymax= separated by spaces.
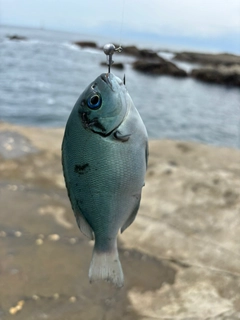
xmin=77 ymin=73 xmax=129 ymax=136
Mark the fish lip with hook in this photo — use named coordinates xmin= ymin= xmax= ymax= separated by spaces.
xmin=103 ymin=43 xmax=125 ymax=84
xmin=101 ymin=73 xmax=125 ymax=92
xmin=103 ymin=43 xmax=123 ymax=74
xmin=101 ymin=74 xmax=112 ymax=89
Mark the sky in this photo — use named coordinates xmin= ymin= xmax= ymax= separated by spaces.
xmin=1 ymin=0 xmax=240 ymax=53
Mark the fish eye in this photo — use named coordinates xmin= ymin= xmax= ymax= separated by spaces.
xmin=87 ymin=94 xmax=102 ymax=109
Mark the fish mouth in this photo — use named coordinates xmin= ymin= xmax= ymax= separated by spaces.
xmin=100 ymin=73 xmax=124 ymax=91
xmin=101 ymin=73 xmax=113 ymax=91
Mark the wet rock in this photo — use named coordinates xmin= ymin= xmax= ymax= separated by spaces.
xmin=100 ymin=62 xmax=124 ymax=69
xmin=122 ymin=45 xmax=161 ymax=59
xmin=0 ymin=131 xmax=38 ymax=159
xmin=138 ymin=49 xmax=160 ymax=59
xmin=0 ymin=123 xmax=64 ymax=188
xmin=73 ymin=41 xmax=98 ymax=48
xmin=191 ymin=65 xmax=240 ymax=87
xmin=6 ymin=35 xmax=28 ymax=41
xmin=168 ymin=160 xmax=178 ymax=167
xmin=121 ymin=45 xmax=140 ymax=57
xmin=0 ymin=182 xmax=176 ymax=320
xmin=176 ymin=142 xmax=192 ymax=153
xmin=173 ymin=51 xmax=240 ymax=66
xmin=132 ymin=58 xmax=187 ymax=76
xmin=0 ymin=122 xmax=240 ymax=319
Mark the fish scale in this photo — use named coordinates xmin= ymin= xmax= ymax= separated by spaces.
xmin=75 ymin=138 xmax=138 ymax=231
xmin=62 ymin=73 xmax=148 ymax=287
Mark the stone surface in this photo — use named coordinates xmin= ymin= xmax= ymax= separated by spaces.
xmin=174 ymin=52 xmax=240 ymax=66
xmin=191 ymin=65 xmax=240 ymax=86
xmin=0 ymin=131 xmax=38 ymax=159
xmin=6 ymin=35 xmax=27 ymax=41
xmin=100 ymin=62 xmax=124 ymax=69
xmin=73 ymin=41 xmax=98 ymax=48
xmin=0 ymin=122 xmax=240 ymax=319
xmin=121 ymin=46 xmax=160 ymax=59
xmin=132 ymin=59 xmax=187 ymax=76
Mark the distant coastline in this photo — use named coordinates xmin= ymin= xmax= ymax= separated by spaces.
xmin=1 ymin=26 xmax=239 ymax=148
xmin=1 ymin=23 xmax=239 ymax=55
xmin=6 ymin=33 xmax=240 ymax=87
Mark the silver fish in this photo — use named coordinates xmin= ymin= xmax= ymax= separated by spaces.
xmin=62 ymin=73 xmax=148 ymax=287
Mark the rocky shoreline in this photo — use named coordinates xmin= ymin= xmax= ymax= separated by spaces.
xmin=7 ymin=35 xmax=240 ymax=87
xmin=174 ymin=52 xmax=240 ymax=86
xmin=0 ymin=122 xmax=240 ymax=319
xmin=74 ymin=41 xmax=240 ymax=86
xmin=191 ymin=65 xmax=240 ymax=86
xmin=173 ymin=51 xmax=240 ymax=66
xmin=132 ymin=59 xmax=187 ymax=77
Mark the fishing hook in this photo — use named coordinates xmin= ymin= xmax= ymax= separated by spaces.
xmin=103 ymin=43 xmax=122 ymax=73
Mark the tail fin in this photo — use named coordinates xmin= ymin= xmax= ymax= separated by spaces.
xmin=89 ymin=243 xmax=124 ymax=288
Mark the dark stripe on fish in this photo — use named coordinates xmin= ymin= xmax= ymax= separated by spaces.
xmin=75 ymin=163 xmax=89 ymax=175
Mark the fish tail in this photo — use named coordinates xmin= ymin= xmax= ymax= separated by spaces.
xmin=89 ymin=239 xmax=124 ymax=287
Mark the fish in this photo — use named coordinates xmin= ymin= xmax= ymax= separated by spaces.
xmin=62 ymin=72 xmax=148 ymax=287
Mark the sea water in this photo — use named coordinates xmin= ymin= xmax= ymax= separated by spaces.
xmin=0 ymin=26 xmax=239 ymax=148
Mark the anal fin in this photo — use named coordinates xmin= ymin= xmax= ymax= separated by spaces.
xmin=76 ymin=212 xmax=94 ymax=240
xmin=121 ymin=194 xmax=141 ymax=233
xmin=75 ymin=201 xmax=94 ymax=240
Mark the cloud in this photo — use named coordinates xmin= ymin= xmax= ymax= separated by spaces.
xmin=120 ymin=0 xmax=240 ymax=37
xmin=1 ymin=0 xmax=240 ymax=38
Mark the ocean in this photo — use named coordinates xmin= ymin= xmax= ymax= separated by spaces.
xmin=0 ymin=26 xmax=239 ymax=148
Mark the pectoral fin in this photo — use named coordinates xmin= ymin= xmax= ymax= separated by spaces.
xmin=114 ymin=130 xmax=131 ymax=142
xmin=121 ymin=194 xmax=141 ymax=233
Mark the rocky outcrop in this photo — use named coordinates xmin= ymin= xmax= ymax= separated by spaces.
xmin=132 ymin=59 xmax=187 ymax=76
xmin=100 ymin=62 xmax=124 ymax=69
xmin=0 ymin=122 xmax=240 ymax=319
xmin=120 ymin=45 xmax=140 ymax=57
xmin=174 ymin=51 xmax=240 ymax=66
xmin=73 ymin=41 xmax=98 ymax=48
xmin=123 ymin=45 xmax=160 ymax=59
xmin=113 ymin=45 xmax=187 ymax=77
xmin=191 ymin=65 xmax=240 ymax=86
xmin=6 ymin=35 xmax=27 ymax=41
xmin=173 ymin=51 xmax=240 ymax=86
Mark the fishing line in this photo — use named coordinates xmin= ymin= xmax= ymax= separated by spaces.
xmin=118 ymin=0 xmax=126 ymax=47
xmin=103 ymin=0 xmax=126 ymax=75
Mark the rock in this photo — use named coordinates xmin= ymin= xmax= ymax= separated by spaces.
xmin=0 ymin=122 xmax=240 ymax=319
xmin=6 ymin=35 xmax=27 ymax=41
xmin=121 ymin=45 xmax=140 ymax=57
xmin=122 ymin=45 xmax=160 ymax=59
xmin=174 ymin=51 xmax=240 ymax=66
xmin=100 ymin=62 xmax=124 ymax=69
xmin=123 ymin=139 xmax=240 ymax=319
xmin=73 ymin=41 xmax=98 ymax=48
xmin=191 ymin=65 xmax=240 ymax=86
xmin=137 ymin=49 xmax=160 ymax=59
xmin=132 ymin=59 xmax=187 ymax=76
xmin=0 ymin=131 xmax=38 ymax=159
